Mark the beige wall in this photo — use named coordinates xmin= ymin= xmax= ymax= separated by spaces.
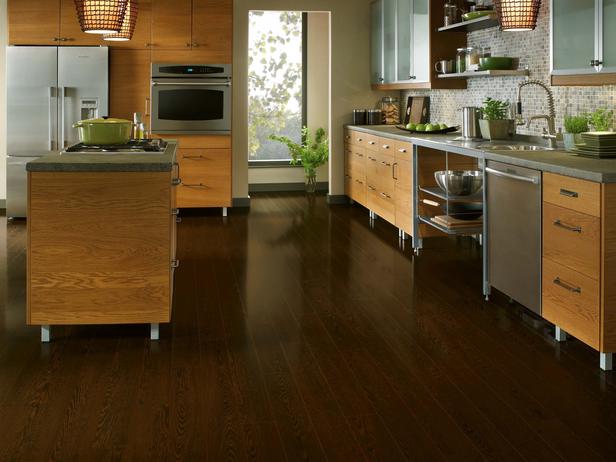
xmin=0 ymin=0 xmax=7 ymax=204
xmin=248 ymin=11 xmax=330 ymax=186
xmin=234 ymin=0 xmax=388 ymax=200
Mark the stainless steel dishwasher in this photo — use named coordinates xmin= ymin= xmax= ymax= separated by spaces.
xmin=485 ymin=160 xmax=542 ymax=315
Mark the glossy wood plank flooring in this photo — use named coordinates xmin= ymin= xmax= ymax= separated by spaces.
xmin=1 ymin=192 xmax=616 ymax=461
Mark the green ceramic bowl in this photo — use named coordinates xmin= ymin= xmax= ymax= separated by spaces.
xmin=462 ymin=10 xmax=495 ymax=21
xmin=479 ymin=57 xmax=515 ymax=70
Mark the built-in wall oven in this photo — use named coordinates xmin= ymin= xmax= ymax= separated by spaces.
xmin=151 ymin=64 xmax=231 ymax=134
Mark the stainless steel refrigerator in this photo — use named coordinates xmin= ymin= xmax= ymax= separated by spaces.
xmin=6 ymin=46 xmax=109 ymax=218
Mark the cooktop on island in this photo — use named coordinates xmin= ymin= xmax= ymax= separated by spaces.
xmin=62 ymin=139 xmax=167 ymax=154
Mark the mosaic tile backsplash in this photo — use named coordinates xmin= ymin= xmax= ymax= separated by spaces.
xmin=401 ymin=1 xmax=616 ymax=136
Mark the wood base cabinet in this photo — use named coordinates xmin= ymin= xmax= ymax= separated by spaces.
xmin=171 ymin=135 xmax=232 ymax=208
xmin=28 ymin=170 xmax=178 ymax=327
xmin=344 ymin=129 xmax=414 ymax=238
xmin=542 ymin=173 xmax=616 ymax=369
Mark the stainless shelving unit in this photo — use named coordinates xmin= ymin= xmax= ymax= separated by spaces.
xmin=437 ymin=15 xmax=499 ymax=33
xmin=437 ymin=69 xmax=530 ymax=79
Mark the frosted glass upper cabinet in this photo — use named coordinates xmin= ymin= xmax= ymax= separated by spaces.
xmin=396 ymin=0 xmax=430 ymax=83
xmin=371 ymin=0 xmax=384 ymax=85
xmin=552 ymin=0 xmax=616 ymax=84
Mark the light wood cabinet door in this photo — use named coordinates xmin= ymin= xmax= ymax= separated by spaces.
xmin=543 ymin=258 xmax=600 ymax=350
xmin=151 ymin=0 xmax=192 ymax=50
xmin=192 ymin=0 xmax=233 ymax=63
xmin=108 ymin=0 xmax=153 ymax=49
xmin=109 ymin=49 xmax=152 ymax=125
xmin=8 ymin=0 xmax=60 ymax=45
xmin=60 ymin=0 xmax=103 ymax=45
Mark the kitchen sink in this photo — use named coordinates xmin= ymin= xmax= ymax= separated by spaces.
xmin=478 ymin=144 xmax=556 ymax=151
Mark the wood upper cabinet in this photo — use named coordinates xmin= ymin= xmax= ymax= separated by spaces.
xmin=151 ymin=0 xmax=233 ymax=62
xmin=8 ymin=0 xmax=60 ymax=45
xmin=151 ymin=0 xmax=192 ymax=49
xmin=59 ymin=0 xmax=102 ymax=45
xmin=192 ymin=0 xmax=233 ymax=62
xmin=109 ymin=48 xmax=152 ymax=124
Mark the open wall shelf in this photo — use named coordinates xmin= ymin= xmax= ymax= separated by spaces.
xmin=437 ymin=15 xmax=499 ymax=33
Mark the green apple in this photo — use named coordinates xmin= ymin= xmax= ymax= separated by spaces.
xmin=415 ymin=124 xmax=426 ymax=131
xmin=425 ymin=123 xmax=436 ymax=132
xmin=406 ymin=122 xmax=416 ymax=131
xmin=439 ymin=123 xmax=448 ymax=130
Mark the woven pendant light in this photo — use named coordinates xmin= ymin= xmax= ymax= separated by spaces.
xmin=74 ymin=0 xmax=128 ymax=34
xmin=103 ymin=0 xmax=138 ymax=41
xmin=494 ymin=0 xmax=542 ymax=31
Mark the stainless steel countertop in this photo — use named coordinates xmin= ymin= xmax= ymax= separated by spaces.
xmin=26 ymin=140 xmax=177 ymax=173
xmin=347 ymin=125 xmax=616 ymax=183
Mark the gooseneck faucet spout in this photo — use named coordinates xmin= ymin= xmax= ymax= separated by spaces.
xmin=516 ymin=80 xmax=558 ymax=149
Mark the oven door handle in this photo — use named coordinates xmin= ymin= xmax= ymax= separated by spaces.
xmin=152 ymin=81 xmax=232 ymax=87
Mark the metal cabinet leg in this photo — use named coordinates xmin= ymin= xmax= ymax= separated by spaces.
xmin=222 ymin=207 xmax=228 ymax=217
xmin=150 ymin=323 xmax=160 ymax=341
xmin=41 ymin=325 xmax=51 ymax=343
xmin=555 ymin=326 xmax=567 ymax=342
xmin=600 ymin=352 xmax=613 ymax=371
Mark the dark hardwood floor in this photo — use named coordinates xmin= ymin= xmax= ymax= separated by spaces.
xmin=1 ymin=192 xmax=616 ymax=461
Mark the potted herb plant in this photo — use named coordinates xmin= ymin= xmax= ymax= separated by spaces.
xmin=270 ymin=127 xmax=329 ymax=193
xmin=589 ymin=108 xmax=614 ymax=132
xmin=478 ymin=98 xmax=515 ymax=140
xmin=563 ymin=115 xmax=589 ymax=150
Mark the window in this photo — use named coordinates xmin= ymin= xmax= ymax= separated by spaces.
xmin=248 ymin=11 xmax=307 ymax=164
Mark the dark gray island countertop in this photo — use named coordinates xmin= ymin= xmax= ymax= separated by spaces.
xmin=347 ymin=125 xmax=616 ymax=183
xmin=26 ymin=140 xmax=177 ymax=173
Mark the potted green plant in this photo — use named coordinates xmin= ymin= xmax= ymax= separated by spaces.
xmin=478 ymin=98 xmax=515 ymax=140
xmin=589 ymin=108 xmax=614 ymax=132
xmin=269 ymin=127 xmax=329 ymax=193
xmin=563 ymin=115 xmax=589 ymax=150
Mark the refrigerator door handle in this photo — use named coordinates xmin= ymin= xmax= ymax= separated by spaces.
xmin=48 ymin=87 xmax=56 ymax=151
xmin=59 ymin=86 xmax=66 ymax=149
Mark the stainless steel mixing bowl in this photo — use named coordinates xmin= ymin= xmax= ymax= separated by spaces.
xmin=434 ymin=170 xmax=483 ymax=196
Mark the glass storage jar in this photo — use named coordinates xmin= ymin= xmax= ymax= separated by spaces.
xmin=465 ymin=46 xmax=481 ymax=71
xmin=456 ymin=48 xmax=467 ymax=73
xmin=379 ymin=96 xmax=400 ymax=125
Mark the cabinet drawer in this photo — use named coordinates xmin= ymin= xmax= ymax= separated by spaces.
xmin=364 ymin=133 xmax=380 ymax=151
xmin=543 ymin=203 xmax=600 ymax=279
xmin=368 ymin=188 xmax=395 ymax=224
xmin=344 ymin=130 xmax=353 ymax=145
xmin=350 ymin=131 xmax=369 ymax=148
xmin=544 ymin=173 xmax=601 ymax=217
xmin=378 ymin=137 xmax=395 ymax=156
xmin=394 ymin=140 xmax=413 ymax=162
xmin=542 ymin=258 xmax=600 ymax=349
xmin=168 ymin=135 xmax=231 ymax=150
xmin=176 ymin=149 xmax=231 ymax=208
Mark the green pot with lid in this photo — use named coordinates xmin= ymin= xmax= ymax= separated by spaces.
xmin=73 ymin=117 xmax=132 ymax=145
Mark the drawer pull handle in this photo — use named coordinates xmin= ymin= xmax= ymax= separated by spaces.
xmin=183 ymin=155 xmax=205 ymax=159
xmin=370 ymin=158 xmax=377 ymax=162
xmin=172 ymin=260 xmax=180 ymax=269
xmin=368 ymin=141 xmax=376 ymax=145
xmin=393 ymin=162 xmax=398 ymax=180
xmin=553 ymin=220 xmax=582 ymax=233
xmin=553 ymin=277 xmax=581 ymax=294
xmin=398 ymin=148 xmax=407 ymax=153
xmin=380 ymin=192 xmax=391 ymax=199
xmin=357 ymin=138 xmax=363 ymax=142
xmin=560 ymin=189 xmax=579 ymax=198
xmin=356 ymin=180 xmax=364 ymax=185
xmin=368 ymin=185 xmax=376 ymax=191
xmin=172 ymin=178 xmax=182 ymax=186
xmin=357 ymin=153 xmax=364 ymax=157
xmin=171 ymin=208 xmax=180 ymax=216
xmin=382 ymin=145 xmax=390 ymax=149
xmin=183 ymin=183 xmax=206 ymax=188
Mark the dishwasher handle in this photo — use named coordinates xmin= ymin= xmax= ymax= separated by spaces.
xmin=485 ymin=167 xmax=540 ymax=185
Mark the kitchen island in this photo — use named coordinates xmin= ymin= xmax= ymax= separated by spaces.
xmin=26 ymin=141 xmax=179 ymax=341
xmin=345 ymin=125 xmax=616 ymax=370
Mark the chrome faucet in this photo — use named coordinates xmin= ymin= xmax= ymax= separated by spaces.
xmin=516 ymin=80 xmax=558 ymax=149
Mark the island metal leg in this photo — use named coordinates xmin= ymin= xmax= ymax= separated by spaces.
xmin=41 ymin=325 xmax=51 ymax=343
xmin=555 ymin=326 xmax=567 ymax=342
xmin=600 ymin=353 xmax=613 ymax=371
xmin=222 ymin=207 xmax=228 ymax=217
xmin=150 ymin=323 xmax=160 ymax=341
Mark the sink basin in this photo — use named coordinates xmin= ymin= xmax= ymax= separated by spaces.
xmin=478 ymin=144 xmax=555 ymax=151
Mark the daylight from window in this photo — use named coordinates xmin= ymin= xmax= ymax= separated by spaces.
xmin=248 ymin=11 xmax=303 ymax=162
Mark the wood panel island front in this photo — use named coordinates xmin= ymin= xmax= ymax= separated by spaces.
xmin=26 ymin=142 xmax=179 ymax=342
xmin=345 ymin=125 xmax=616 ymax=370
